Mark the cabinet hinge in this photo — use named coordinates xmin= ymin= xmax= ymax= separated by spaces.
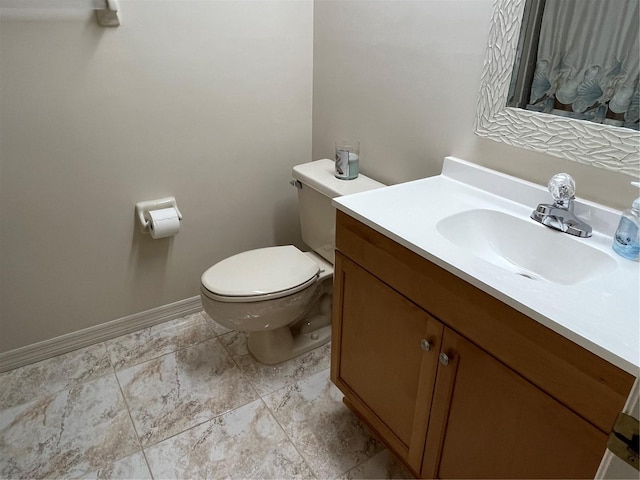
xmin=608 ymin=412 xmax=639 ymax=471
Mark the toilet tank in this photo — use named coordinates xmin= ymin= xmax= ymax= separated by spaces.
xmin=292 ymin=158 xmax=385 ymax=264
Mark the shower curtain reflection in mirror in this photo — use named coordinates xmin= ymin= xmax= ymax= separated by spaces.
xmin=508 ymin=0 xmax=639 ymax=130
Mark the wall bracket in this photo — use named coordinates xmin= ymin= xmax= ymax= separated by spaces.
xmin=95 ymin=0 xmax=119 ymax=27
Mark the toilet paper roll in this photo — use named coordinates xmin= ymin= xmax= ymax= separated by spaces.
xmin=148 ymin=207 xmax=180 ymax=239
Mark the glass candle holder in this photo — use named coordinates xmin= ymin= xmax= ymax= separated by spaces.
xmin=334 ymin=140 xmax=360 ymax=180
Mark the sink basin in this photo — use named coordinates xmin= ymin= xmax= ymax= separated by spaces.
xmin=436 ymin=209 xmax=617 ymax=285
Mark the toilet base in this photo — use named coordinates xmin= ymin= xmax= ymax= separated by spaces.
xmin=247 ymin=315 xmax=331 ymax=365
xmin=246 ymin=272 xmax=333 ymax=364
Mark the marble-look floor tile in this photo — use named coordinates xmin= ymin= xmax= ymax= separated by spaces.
xmin=75 ymin=451 xmax=152 ymax=480
xmin=105 ymin=311 xmax=217 ymax=370
xmin=0 ymin=374 xmax=139 ymax=479
xmin=339 ymin=449 xmax=414 ymax=479
xmin=219 ymin=330 xmax=331 ymax=396
xmin=117 ymin=337 xmax=258 ymax=447
xmin=262 ymin=369 xmax=383 ymax=479
xmin=145 ymin=399 xmax=314 ymax=479
xmin=0 ymin=343 xmax=112 ymax=410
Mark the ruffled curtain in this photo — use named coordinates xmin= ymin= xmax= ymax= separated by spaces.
xmin=528 ymin=0 xmax=639 ymax=129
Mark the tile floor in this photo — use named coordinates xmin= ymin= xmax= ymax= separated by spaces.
xmin=0 ymin=311 xmax=412 ymax=479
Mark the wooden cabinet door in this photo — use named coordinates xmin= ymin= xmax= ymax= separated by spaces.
xmin=422 ymin=328 xmax=608 ymax=479
xmin=331 ymin=253 xmax=443 ymax=474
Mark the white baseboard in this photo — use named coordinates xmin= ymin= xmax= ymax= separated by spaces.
xmin=0 ymin=296 xmax=203 ymax=373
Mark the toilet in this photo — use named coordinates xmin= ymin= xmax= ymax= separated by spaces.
xmin=200 ymin=158 xmax=385 ymax=364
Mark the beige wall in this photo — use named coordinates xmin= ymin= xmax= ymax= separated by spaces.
xmin=0 ymin=1 xmax=313 ymax=352
xmin=312 ymin=0 xmax=638 ymax=208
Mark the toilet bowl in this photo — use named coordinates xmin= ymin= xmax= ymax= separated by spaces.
xmin=201 ymin=246 xmax=333 ymax=364
xmin=200 ymin=158 xmax=385 ymax=364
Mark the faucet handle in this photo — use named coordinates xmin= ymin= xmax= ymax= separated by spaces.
xmin=548 ymin=173 xmax=576 ymax=204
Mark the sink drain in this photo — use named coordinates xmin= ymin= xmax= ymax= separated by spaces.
xmin=516 ymin=272 xmax=536 ymax=280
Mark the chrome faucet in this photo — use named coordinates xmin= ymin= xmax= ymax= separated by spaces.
xmin=531 ymin=173 xmax=592 ymax=238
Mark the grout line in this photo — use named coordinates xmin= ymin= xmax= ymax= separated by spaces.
xmin=107 ymin=312 xmax=219 ymax=372
xmin=140 ymin=397 xmax=264 ymax=450
xmin=110 ymin=334 xmax=219 ymax=373
xmin=257 ymin=395 xmax=319 ymax=480
xmin=205 ymin=330 xmax=331 ymax=478
xmin=0 ymin=341 xmax=116 ymax=413
xmin=118 ymin=334 xmax=262 ymax=452
xmin=111 ymin=361 xmax=155 ymax=480
xmin=214 ymin=334 xmax=264 ymax=400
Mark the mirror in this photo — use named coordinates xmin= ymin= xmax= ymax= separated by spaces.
xmin=475 ymin=0 xmax=639 ymax=176
xmin=508 ymin=0 xmax=638 ymax=130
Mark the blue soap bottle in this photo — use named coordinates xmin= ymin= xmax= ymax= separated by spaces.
xmin=612 ymin=182 xmax=640 ymax=260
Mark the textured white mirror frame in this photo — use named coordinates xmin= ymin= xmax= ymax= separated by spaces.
xmin=475 ymin=0 xmax=640 ymax=176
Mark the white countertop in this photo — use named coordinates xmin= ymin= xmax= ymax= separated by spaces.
xmin=333 ymin=156 xmax=640 ymax=375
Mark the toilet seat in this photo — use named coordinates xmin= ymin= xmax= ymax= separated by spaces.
xmin=201 ymin=245 xmax=320 ymax=303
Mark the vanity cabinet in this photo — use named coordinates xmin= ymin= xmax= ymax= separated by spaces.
xmin=333 ymin=253 xmax=442 ymax=472
xmin=331 ymin=211 xmax=635 ymax=479
xmin=423 ymin=328 xmax=608 ymax=478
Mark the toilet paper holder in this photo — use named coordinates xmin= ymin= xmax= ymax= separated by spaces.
xmin=135 ymin=197 xmax=183 ymax=234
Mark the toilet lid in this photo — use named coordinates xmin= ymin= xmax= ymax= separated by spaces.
xmin=201 ymin=245 xmax=320 ymax=299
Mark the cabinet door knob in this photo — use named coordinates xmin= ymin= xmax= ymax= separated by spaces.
xmin=439 ymin=352 xmax=449 ymax=366
xmin=420 ymin=339 xmax=432 ymax=351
